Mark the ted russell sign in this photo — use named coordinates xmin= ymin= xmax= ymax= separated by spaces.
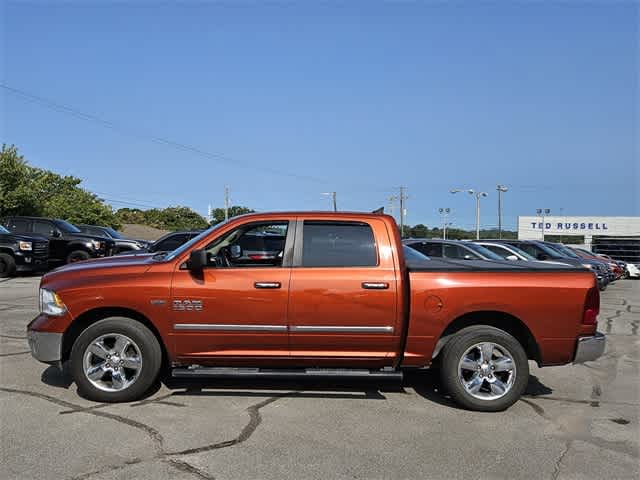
xmin=531 ymin=222 xmax=608 ymax=231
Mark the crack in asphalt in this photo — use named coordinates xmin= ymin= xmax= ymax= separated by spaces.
xmin=551 ymin=441 xmax=572 ymax=480
xmin=166 ymin=394 xmax=291 ymax=456
xmin=166 ymin=459 xmax=216 ymax=480
xmin=0 ymin=386 xmax=291 ymax=480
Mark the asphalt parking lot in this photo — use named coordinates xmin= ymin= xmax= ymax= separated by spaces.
xmin=1 ymin=276 xmax=638 ymax=480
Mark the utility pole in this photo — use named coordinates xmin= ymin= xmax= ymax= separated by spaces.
xmin=207 ymin=204 xmax=213 ymax=224
xmin=536 ymin=208 xmax=551 ymax=240
xmin=496 ymin=184 xmax=508 ymax=239
xmin=399 ymin=186 xmax=407 ymax=238
xmin=224 ymin=185 xmax=230 ymax=221
xmin=439 ymin=208 xmax=451 ymax=240
xmin=321 ymin=192 xmax=337 ymax=211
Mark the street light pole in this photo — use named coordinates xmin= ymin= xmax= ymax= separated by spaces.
xmin=321 ymin=192 xmax=337 ymax=212
xmin=451 ymin=188 xmax=488 ymax=240
xmin=439 ymin=208 xmax=450 ymax=239
xmin=536 ymin=208 xmax=551 ymax=240
xmin=496 ymin=184 xmax=508 ymax=239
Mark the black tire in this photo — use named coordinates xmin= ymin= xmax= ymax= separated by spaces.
xmin=66 ymin=250 xmax=91 ymax=264
xmin=0 ymin=253 xmax=17 ymax=278
xmin=70 ymin=317 xmax=162 ymax=403
xmin=439 ymin=325 xmax=529 ymax=412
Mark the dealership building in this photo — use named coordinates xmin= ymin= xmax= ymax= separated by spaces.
xmin=518 ymin=216 xmax=640 ymax=263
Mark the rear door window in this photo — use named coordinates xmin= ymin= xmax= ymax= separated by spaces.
xmin=408 ymin=242 xmax=442 ymax=257
xmin=6 ymin=218 xmax=30 ymax=233
xmin=33 ymin=220 xmax=55 ymax=236
xmin=301 ymin=222 xmax=377 ymax=267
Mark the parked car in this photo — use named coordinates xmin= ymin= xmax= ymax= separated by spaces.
xmin=597 ymin=254 xmax=628 ymax=279
xmin=77 ymin=225 xmax=149 ymax=254
xmin=3 ymin=216 xmax=115 ymax=264
xmin=117 ymin=230 xmax=204 ymax=255
xmin=480 ymin=240 xmax=610 ymax=290
xmin=28 ymin=212 xmax=604 ymax=411
xmin=403 ymin=238 xmax=506 ymax=261
xmin=626 ymin=262 xmax=640 ymax=279
xmin=570 ymin=247 xmax=623 ymax=280
xmin=0 ymin=225 xmax=49 ymax=277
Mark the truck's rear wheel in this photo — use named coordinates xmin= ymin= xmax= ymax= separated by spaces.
xmin=69 ymin=318 xmax=162 ymax=402
xmin=0 ymin=253 xmax=16 ymax=278
xmin=439 ymin=326 xmax=529 ymax=411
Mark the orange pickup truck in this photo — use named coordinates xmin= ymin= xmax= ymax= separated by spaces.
xmin=27 ymin=212 xmax=605 ymax=411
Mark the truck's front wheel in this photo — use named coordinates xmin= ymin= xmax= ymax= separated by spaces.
xmin=69 ymin=318 xmax=162 ymax=402
xmin=440 ymin=326 xmax=529 ymax=412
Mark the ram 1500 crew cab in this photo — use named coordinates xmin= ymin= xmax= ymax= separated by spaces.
xmin=27 ymin=212 xmax=605 ymax=411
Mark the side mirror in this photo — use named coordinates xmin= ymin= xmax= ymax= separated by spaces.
xmin=51 ymin=230 xmax=61 ymax=238
xmin=229 ymin=244 xmax=242 ymax=259
xmin=506 ymin=255 xmax=519 ymax=261
xmin=188 ymin=249 xmax=207 ymax=271
xmin=536 ymin=253 xmax=549 ymax=261
xmin=463 ymin=254 xmax=473 ymax=260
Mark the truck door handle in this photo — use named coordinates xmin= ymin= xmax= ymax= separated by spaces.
xmin=254 ymin=282 xmax=281 ymax=289
xmin=362 ymin=282 xmax=389 ymax=290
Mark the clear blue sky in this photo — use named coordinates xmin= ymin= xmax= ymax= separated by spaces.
xmin=1 ymin=1 xmax=638 ymax=230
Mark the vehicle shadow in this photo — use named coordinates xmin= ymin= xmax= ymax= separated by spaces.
xmin=41 ymin=365 xmax=74 ymax=388
xmin=40 ymin=365 xmax=554 ymax=407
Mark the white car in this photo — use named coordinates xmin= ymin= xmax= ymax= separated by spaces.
xmin=627 ymin=263 xmax=640 ymax=279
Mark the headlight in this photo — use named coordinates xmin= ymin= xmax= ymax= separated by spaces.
xmin=581 ymin=263 xmax=593 ymax=269
xmin=39 ymin=288 xmax=67 ymax=316
xmin=18 ymin=241 xmax=32 ymax=251
xmin=89 ymin=240 xmax=101 ymax=249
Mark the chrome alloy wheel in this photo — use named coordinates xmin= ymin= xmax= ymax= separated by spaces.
xmin=82 ymin=333 xmax=142 ymax=392
xmin=458 ymin=342 xmax=516 ymax=401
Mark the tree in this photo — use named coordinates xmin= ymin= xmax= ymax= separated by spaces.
xmin=409 ymin=224 xmax=429 ymax=238
xmin=0 ymin=144 xmax=40 ymax=216
xmin=116 ymin=206 xmax=208 ymax=230
xmin=0 ymin=144 xmax=120 ymax=228
xmin=210 ymin=206 xmax=255 ymax=225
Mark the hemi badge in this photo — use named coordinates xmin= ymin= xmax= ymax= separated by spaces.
xmin=150 ymin=299 xmax=167 ymax=305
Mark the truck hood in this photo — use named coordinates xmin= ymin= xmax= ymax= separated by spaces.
xmin=43 ymin=254 xmax=157 ymax=287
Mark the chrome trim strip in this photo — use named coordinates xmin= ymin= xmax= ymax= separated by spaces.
xmin=174 ymin=324 xmax=287 ymax=332
xmin=290 ymin=325 xmax=394 ymax=333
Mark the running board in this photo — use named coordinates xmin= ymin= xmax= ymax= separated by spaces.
xmin=171 ymin=366 xmax=403 ymax=381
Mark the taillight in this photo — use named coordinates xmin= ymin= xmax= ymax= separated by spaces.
xmin=582 ymin=287 xmax=600 ymax=326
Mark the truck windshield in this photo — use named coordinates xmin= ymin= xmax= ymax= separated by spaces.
xmin=104 ymin=227 xmax=124 ymax=239
xmin=549 ymin=243 xmax=581 ymax=259
xmin=163 ymin=220 xmax=230 ymax=261
xmin=55 ymin=220 xmax=82 ymax=233
xmin=534 ymin=242 xmax=566 ymax=259
xmin=0 ymin=225 xmax=9 ymax=234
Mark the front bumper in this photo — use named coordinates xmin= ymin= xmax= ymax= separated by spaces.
xmin=573 ymin=333 xmax=605 ymax=364
xmin=27 ymin=330 xmax=62 ymax=363
xmin=14 ymin=252 xmax=49 ymax=272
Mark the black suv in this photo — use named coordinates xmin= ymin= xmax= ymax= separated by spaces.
xmin=0 ymin=225 xmax=49 ymax=277
xmin=77 ymin=225 xmax=149 ymax=254
xmin=3 ymin=217 xmax=115 ymax=265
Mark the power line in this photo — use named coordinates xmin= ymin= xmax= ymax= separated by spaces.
xmin=1 ymin=83 xmax=328 ymax=184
